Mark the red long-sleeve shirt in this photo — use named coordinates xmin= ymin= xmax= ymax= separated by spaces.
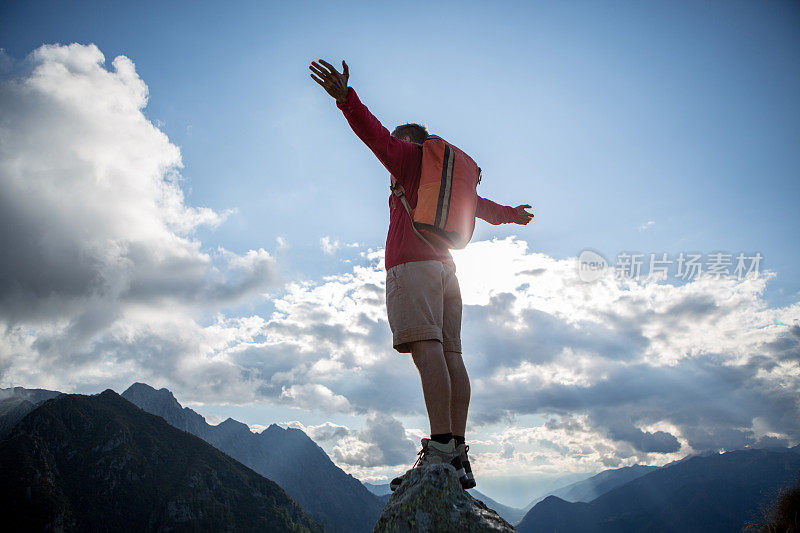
xmin=336 ymin=87 xmax=518 ymax=270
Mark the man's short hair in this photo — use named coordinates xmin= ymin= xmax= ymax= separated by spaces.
xmin=391 ymin=123 xmax=429 ymax=145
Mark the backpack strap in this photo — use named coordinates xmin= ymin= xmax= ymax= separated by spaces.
xmin=390 ymin=177 xmax=437 ymax=252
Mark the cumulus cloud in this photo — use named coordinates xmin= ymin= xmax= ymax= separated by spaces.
xmin=306 ymin=422 xmax=351 ymax=442
xmin=0 ymin=44 xmax=276 ymax=396
xmin=592 ymin=410 xmax=681 ymax=453
xmin=450 ymin=238 xmax=799 ymax=474
xmin=279 ymin=383 xmax=352 ymax=413
xmin=320 ymin=236 xmax=340 ymax=255
xmin=249 ymin=237 xmax=799 ymax=476
xmin=333 ymin=413 xmax=417 ymax=467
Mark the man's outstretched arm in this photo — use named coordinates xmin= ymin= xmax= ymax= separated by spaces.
xmin=309 ymin=59 xmax=418 ymax=179
xmin=477 ymin=197 xmax=534 ymax=226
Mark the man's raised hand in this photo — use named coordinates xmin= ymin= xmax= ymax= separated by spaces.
xmin=514 ymin=205 xmax=534 ymax=225
xmin=309 ymin=59 xmax=349 ymax=103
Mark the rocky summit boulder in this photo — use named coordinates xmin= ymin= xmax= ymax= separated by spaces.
xmin=374 ymin=463 xmax=516 ymax=532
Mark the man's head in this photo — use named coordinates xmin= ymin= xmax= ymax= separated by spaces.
xmin=391 ymin=123 xmax=429 ymax=145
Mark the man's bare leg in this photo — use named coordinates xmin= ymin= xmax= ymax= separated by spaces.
xmin=444 ymin=351 xmax=470 ymax=437
xmin=410 ymin=339 xmax=452 ymax=435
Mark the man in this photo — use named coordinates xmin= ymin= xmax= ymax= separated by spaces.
xmin=309 ymin=59 xmax=533 ymax=491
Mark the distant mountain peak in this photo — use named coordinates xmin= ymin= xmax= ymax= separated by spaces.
xmin=258 ymin=423 xmax=292 ymax=437
xmin=124 ymin=382 xmax=157 ymax=393
xmin=517 ymin=446 xmax=800 ymax=533
xmin=0 ymin=389 xmax=323 ymax=531
xmin=120 ymin=383 xmax=384 ymax=532
xmin=217 ymin=417 xmax=251 ymax=432
xmin=122 ymin=382 xmax=182 ymax=410
xmin=123 ymin=382 xmax=177 ymax=398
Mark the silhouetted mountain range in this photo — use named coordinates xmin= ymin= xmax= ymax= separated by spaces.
xmin=4 ymin=384 xmax=798 ymax=532
xmin=523 ymin=463 xmax=660 ymax=511
xmin=0 ymin=390 xmax=321 ymax=532
xmin=121 ymin=382 xmax=384 ymax=533
xmin=517 ymin=446 xmax=800 ymax=532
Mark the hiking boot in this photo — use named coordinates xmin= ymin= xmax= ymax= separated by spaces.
xmin=389 ymin=438 xmax=466 ymax=492
xmin=456 ymin=443 xmax=476 ymax=489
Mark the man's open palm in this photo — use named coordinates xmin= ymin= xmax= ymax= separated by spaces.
xmin=309 ymin=59 xmax=349 ymax=103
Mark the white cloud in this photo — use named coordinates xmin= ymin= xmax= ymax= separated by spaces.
xmin=333 ymin=413 xmax=417 ymax=467
xmin=0 ymin=43 xmax=276 ymax=397
xmin=263 ymin=237 xmax=799 ymax=466
xmin=638 ymin=220 xmax=655 ymax=232
xmin=279 ymin=383 xmax=352 ymax=413
xmin=450 ymin=238 xmax=800 ymax=462
xmin=213 ymin=236 xmax=798 ymax=481
xmin=320 ymin=236 xmax=340 ymax=255
xmin=306 ymin=421 xmax=352 ymax=442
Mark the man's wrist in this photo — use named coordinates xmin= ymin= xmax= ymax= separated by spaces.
xmin=336 ymin=87 xmax=350 ymax=104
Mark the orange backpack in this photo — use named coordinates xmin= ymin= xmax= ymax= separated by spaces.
xmin=391 ymin=135 xmax=481 ymax=250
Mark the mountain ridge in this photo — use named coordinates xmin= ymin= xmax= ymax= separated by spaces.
xmin=121 ymin=382 xmax=383 ymax=533
xmin=0 ymin=389 xmax=322 ymax=532
xmin=517 ymin=446 xmax=800 ymax=532
xmin=0 ymin=386 xmax=62 ymax=439
xmin=522 ymin=463 xmax=661 ymax=511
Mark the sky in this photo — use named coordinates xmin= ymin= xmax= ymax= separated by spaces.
xmin=1 ymin=0 xmax=799 ymax=507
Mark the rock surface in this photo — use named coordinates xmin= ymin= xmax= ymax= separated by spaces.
xmin=374 ymin=463 xmax=516 ymax=532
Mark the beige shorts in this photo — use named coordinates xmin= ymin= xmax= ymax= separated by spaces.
xmin=385 ymin=260 xmax=462 ymax=354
